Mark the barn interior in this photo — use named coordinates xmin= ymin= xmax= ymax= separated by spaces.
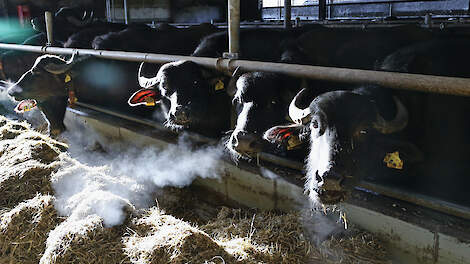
xmin=0 ymin=0 xmax=469 ymax=263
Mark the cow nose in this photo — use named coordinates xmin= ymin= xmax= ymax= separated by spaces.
xmin=231 ymin=131 xmax=264 ymax=154
xmin=172 ymin=106 xmax=190 ymax=123
xmin=321 ymin=169 xmax=344 ymax=191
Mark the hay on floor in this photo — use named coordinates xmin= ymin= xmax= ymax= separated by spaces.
xmin=0 ymin=194 xmax=62 ymax=264
xmin=0 ymin=116 xmax=67 ymax=209
xmin=0 ymin=115 xmax=392 ymax=264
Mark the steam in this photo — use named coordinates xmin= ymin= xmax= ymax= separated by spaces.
xmin=38 ymin=118 xmax=224 ymax=262
xmin=259 ymin=167 xmax=279 ymax=180
xmin=55 ymin=120 xmax=224 ymax=227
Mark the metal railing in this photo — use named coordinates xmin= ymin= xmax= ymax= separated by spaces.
xmin=0 ymin=43 xmax=470 ymax=97
xmin=1 ymin=42 xmax=470 ymax=220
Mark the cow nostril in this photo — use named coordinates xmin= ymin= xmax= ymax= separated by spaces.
xmin=315 ymin=171 xmax=323 ymax=183
xmin=231 ymin=135 xmax=238 ymax=147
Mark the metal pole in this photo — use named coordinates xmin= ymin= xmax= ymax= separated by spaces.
xmin=1 ymin=43 xmax=470 ymax=97
xmin=45 ymin=12 xmax=53 ymax=46
xmin=284 ymin=0 xmax=291 ymax=28
xmin=123 ymin=0 xmax=129 ymax=25
xmin=318 ymin=0 xmax=327 ymax=21
xmin=226 ymin=0 xmax=240 ymax=59
xmin=106 ymin=0 xmax=112 ymax=22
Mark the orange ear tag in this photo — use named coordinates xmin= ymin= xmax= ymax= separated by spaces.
xmin=68 ymin=90 xmax=77 ymax=106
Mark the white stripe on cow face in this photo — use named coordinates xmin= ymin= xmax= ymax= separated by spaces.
xmin=305 ymin=126 xmax=337 ymax=208
xmin=307 ymin=127 xmax=335 ymax=183
xmin=226 ymin=102 xmax=254 ymax=159
xmin=234 ymin=101 xmax=253 ymax=133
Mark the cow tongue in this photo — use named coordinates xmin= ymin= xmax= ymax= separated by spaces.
xmin=14 ymin=99 xmax=37 ymax=113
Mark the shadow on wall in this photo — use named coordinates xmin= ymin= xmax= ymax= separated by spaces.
xmin=173 ymin=6 xmax=221 ymax=23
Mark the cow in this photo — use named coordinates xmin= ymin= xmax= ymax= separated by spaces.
xmin=0 ymin=33 xmax=56 ymax=82
xmin=6 ymin=54 xmax=163 ymax=136
xmin=0 ymin=7 xmax=124 ymax=83
xmin=131 ymin=27 xmax=315 ymax=138
xmin=92 ymin=23 xmax=218 ymax=55
xmin=5 ymin=22 xmax=218 ymax=136
xmin=271 ymin=37 xmax=470 ymax=208
xmin=31 ymin=7 xmax=95 ymax=44
xmin=226 ymin=25 xmax=436 ymax=161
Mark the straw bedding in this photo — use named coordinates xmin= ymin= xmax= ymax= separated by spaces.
xmin=0 ymin=116 xmax=391 ymax=263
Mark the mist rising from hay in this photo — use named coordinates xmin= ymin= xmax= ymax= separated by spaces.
xmin=53 ymin=120 xmax=223 ymax=227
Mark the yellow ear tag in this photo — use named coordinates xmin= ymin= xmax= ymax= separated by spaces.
xmin=145 ymin=96 xmax=156 ymax=106
xmin=64 ymin=74 xmax=72 ymax=83
xmin=215 ymin=80 xmax=224 ymax=91
xmin=383 ymin=151 xmax=403 ymax=170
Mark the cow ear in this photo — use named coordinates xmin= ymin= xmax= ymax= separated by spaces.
xmin=128 ymin=88 xmax=161 ymax=107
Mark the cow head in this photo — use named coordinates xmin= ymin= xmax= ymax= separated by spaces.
xmin=136 ymin=60 xmax=229 ymax=134
xmin=226 ymin=71 xmax=304 ymax=160
xmin=7 ymin=54 xmax=83 ymax=135
xmin=281 ymin=88 xmax=417 ymax=207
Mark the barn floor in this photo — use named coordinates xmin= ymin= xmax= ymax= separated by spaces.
xmin=0 ymin=115 xmax=396 ymax=264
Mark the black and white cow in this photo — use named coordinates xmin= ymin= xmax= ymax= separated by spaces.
xmin=271 ymin=37 xmax=470 ymax=207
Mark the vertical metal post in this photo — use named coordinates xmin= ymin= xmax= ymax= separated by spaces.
xmin=0 ymin=0 xmax=8 ymax=19
xmin=106 ymin=0 xmax=112 ymax=22
xmin=123 ymin=0 xmax=129 ymax=24
xmin=284 ymin=0 xmax=291 ymax=28
xmin=45 ymin=11 xmax=53 ymax=46
xmin=225 ymin=0 xmax=240 ymax=59
xmin=318 ymin=0 xmax=326 ymax=21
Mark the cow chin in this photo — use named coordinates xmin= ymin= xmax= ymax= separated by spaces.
xmin=316 ymin=188 xmax=348 ymax=205
xmin=165 ymin=116 xmax=190 ymax=131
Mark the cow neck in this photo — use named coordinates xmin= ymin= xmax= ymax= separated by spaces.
xmin=60 ymin=71 xmax=78 ymax=107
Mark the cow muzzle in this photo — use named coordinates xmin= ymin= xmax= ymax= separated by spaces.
xmin=229 ymin=131 xmax=265 ymax=157
xmin=7 ymin=85 xmax=23 ymax=99
xmin=314 ymin=169 xmax=348 ymax=204
xmin=169 ymin=106 xmax=191 ymax=126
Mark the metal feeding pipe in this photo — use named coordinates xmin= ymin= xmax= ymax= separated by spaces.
xmin=0 ymin=43 xmax=470 ymax=97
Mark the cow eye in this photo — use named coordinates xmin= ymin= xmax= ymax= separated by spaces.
xmin=271 ymin=100 xmax=277 ymax=105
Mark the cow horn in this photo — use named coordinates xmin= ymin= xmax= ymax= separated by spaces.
xmin=66 ymin=11 xmax=93 ymax=27
xmin=289 ymin=88 xmax=312 ymax=124
xmin=82 ymin=10 xmax=94 ymax=24
xmin=138 ymin=62 xmax=160 ymax=88
xmin=43 ymin=53 xmax=87 ymax=74
xmin=373 ymin=96 xmax=408 ymax=134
